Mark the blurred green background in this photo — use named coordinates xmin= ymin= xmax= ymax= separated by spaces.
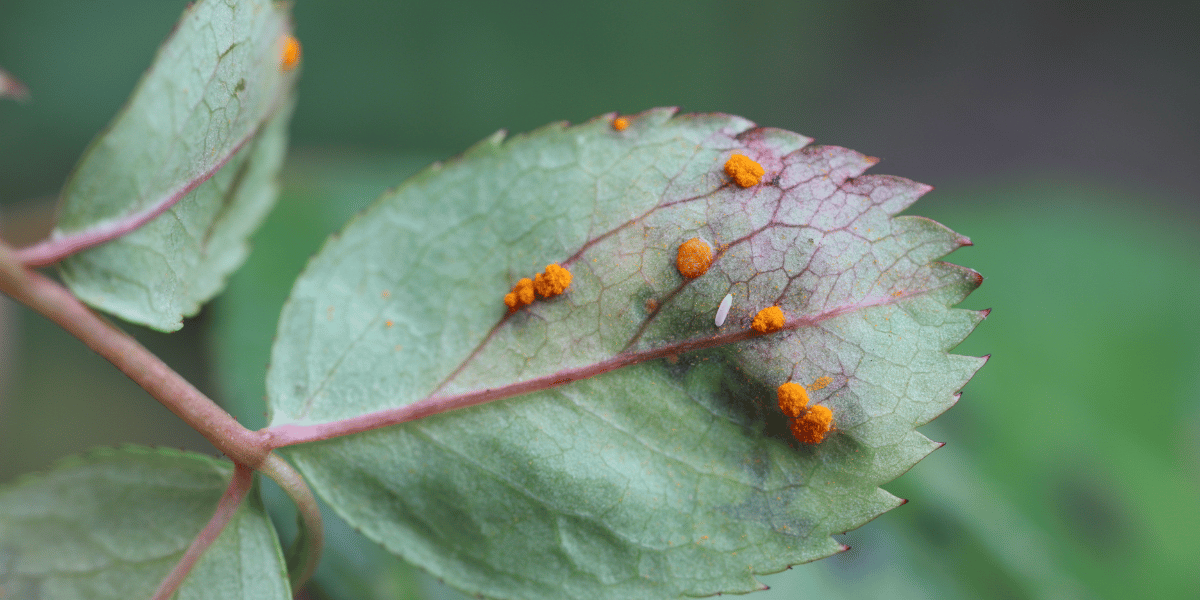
xmin=2 ymin=1 xmax=1198 ymax=599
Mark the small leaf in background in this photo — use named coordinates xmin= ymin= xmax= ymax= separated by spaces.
xmin=51 ymin=0 xmax=295 ymax=331
xmin=0 ymin=446 xmax=288 ymax=600
xmin=267 ymin=109 xmax=985 ymax=599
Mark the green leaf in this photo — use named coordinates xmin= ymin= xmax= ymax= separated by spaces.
xmin=51 ymin=0 xmax=295 ymax=332
xmin=267 ymin=108 xmax=986 ymax=599
xmin=0 ymin=446 xmax=289 ymax=600
xmin=211 ymin=152 xmax=463 ymax=600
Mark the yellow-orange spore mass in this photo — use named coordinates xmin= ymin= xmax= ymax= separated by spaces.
xmin=810 ymin=376 xmax=833 ymax=390
xmin=790 ymin=404 xmax=833 ymax=444
xmin=533 ymin=264 xmax=572 ymax=298
xmin=613 ymin=117 xmax=630 ymax=131
xmin=751 ymin=306 xmax=785 ymax=333
xmin=504 ymin=278 xmax=536 ymax=310
xmin=724 ymin=153 xmax=764 ymax=187
xmin=777 ymin=382 xmax=809 ymax=418
xmin=281 ymin=35 xmax=302 ymax=71
xmin=676 ymin=237 xmax=713 ymax=278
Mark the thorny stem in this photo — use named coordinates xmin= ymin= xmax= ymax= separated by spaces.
xmin=0 ymin=241 xmax=270 ymax=468
xmin=260 ymin=453 xmax=324 ymax=592
xmin=151 ymin=463 xmax=255 ymax=600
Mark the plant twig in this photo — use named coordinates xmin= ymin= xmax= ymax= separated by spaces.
xmin=0 ymin=241 xmax=270 ymax=467
xmin=151 ymin=462 xmax=255 ymax=600
xmin=259 ymin=452 xmax=324 ymax=594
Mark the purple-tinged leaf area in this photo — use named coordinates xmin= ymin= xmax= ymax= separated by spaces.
xmin=0 ymin=446 xmax=289 ymax=600
xmin=45 ymin=0 xmax=295 ymax=331
xmin=0 ymin=67 xmax=29 ymax=101
xmin=267 ymin=108 xmax=986 ymax=600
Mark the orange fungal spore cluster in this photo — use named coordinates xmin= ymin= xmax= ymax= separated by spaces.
xmin=777 ymin=382 xmax=809 ymax=418
xmin=676 ymin=237 xmax=713 ymax=279
xmin=790 ymin=405 xmax=833 ymax=444
xmin=724 ymin=153 xmax=764 ymax=187
xmin=504 ymin=278 xmax=536 ymax=309
xmin=776 ymin=382 xmax=834 ymax=444
xmin=751 ymin=306 xmax=785 ymax=333
xmin=534 ymin=263 xmax=572 ymax=297
xmin=810 ymin=376 xmax=833 ymax=390
xmin=505 ymin=264 xmax=572 ymax=310
xmin=613 ymin=116 xmax=630 ymax=131
xmin=281 ymin=35 xmax=302 ymax=71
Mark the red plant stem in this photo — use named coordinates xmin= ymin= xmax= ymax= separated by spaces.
xmin=151 ymin=463 xmax=254 ymax=600
xmin=0 ymin=243 xmax=270 ymax=467
xmin=260 ymin=453 xmax=324 ymax=593
xmin=266 ymin=295 xmax=900 ymax=448
xmin=11 ymin=134 xmax=253 ymax=267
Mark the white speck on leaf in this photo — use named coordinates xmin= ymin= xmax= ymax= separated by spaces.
xmin=715 ymin=293 xmax=732 ymax=327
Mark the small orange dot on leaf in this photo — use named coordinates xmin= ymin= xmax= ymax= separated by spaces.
xmin=676 ymin=237 xmax=713 ymax=279
xmin=777 ymin=382 xmax=809 ymax=418
xmin=809 ymin=376 xmax=833 ymax=390
xmin=751 ymin=306 xmax=784 ymax=333
xmin=613 ymin=116 xmax=630 ymax=131
xmin=724 ymin=153 xmax=764 ymax=187
xmin=281 ymin=35 xmax=301 ymax=71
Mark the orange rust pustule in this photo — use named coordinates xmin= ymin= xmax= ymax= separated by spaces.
xmin=810 ymin=376 xmax=833 ymax=390
xmin=751 ymin=306 xmax=785 ymax=333
xmin=724 ymin=153 xmax=764 ymax=187
xmin=281 ymin=35 xmax=302 ymax=71
xmin=613 ymin=116 xmax=630 ymax=131
xmin=790 ymin=404 xmax=833 ymax=444
xmin=504 ymin=278 xmax=536 ymax=310
xmin=676 ymin=237 xmax=713 ymax=279
xmin=777 ymin=382 xmax=809 ymax=418
xmin=534 ymin=264 xmax=572 ymax=298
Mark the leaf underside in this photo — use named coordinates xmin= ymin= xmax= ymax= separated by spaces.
xmin=0 ymin=446 xmax=288 ymax=600
xmin=267 ymin=108 xmax=987 ymax=599
xmin=55 ymin=0 xmax=294 ymax=331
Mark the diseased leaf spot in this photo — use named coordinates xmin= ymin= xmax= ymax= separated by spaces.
xmin=281 ymin=35 xmax=301 ymax=71
xmin=533 ymin=263 xmax=572 ymax=298
xmin=676 ymin=237 xmax=713 ymax=278
xmin=751 ymin=306 xmax=784 ymax=333
xmin=777 ymin=382 xmax=809 ymax=418
xmin=504 ymin=264 xmax=572 ymax=310
xmin=724 ymin=153 xmax=765 ymax=187
xmin=612 ymin=116 xmax=630 ymax=131
xmin=790 ymin=405 xmax=834 ymax=444
xmin=504 ymin=278 xmax=536 ymax=310
xmin=809 ymin=376 xmax=833 ymax=390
